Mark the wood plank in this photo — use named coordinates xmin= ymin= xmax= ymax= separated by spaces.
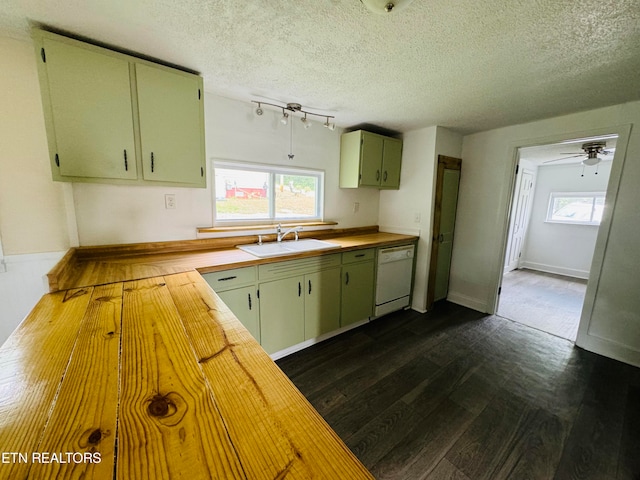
xmin=446 ymin=391 xmax=567 ymax=480
xmin=28 ymin=283 xmax=122 ymax=479
xmin=428 ymin=458 xmax=471 ymax=480
xmin=164 ymin=272 xmax=373 ymax=479
xmin=117 ymin=276 xmax=244 ymax=479
xmin=369 ymin=398 xmax=474 ymax=480
xmin=0 ymin=287 xmax=92 ymax=479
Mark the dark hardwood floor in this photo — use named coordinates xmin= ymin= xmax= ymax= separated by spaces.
xmin=277 ymin=303 xmax=640 ymax=480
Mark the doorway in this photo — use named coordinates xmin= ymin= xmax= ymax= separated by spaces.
xmin=497 ymin=134 xmax=616 ymax=341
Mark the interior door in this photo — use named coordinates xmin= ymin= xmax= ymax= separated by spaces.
xmin=427 ymin=155 xmax=462 ymax=307
xmin=504 ymin=168 xmax=535 ymax=272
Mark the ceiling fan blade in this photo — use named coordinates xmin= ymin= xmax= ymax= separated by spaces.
xmin=543 ymin=154 xmax=585 ymax=164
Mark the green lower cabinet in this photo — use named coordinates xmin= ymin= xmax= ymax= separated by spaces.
xmin=216 ymin=286 xmax=260 ymax=343
xmin=304 ymin=268 xmax=341 ymax=340
xmin=259 ymin=276 xmax=305 ymax=354
xmin=341 ymin=261 xmax=375 ymax=327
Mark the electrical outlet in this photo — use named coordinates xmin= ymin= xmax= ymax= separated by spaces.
xmin=353 ymin=202 xmax=360 ymax=213
xmin=165 ymin=194 xmax=176 ymax=209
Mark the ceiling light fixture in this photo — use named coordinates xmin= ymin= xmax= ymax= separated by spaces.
xmin=280 ymin=109 xmax=289 ymax=125
xmin=360 ymin=0 xmax=415 ymax=14
xmin=252 ymin=100 xmax=335 ymax=128
xmin=323 ymin=117 xmax=336 ymax=131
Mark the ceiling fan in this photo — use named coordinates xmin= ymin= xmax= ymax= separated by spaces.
xmin=543 ymin=141 xmax=615 ymax=166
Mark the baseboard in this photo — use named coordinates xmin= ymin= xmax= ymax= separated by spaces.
xmin=576 ymin=331 xmax=640 ymax=369
xmin=519 ymin=261 xmax=589 ymax=280
xmin=269 ymin=318 xmax=369 ymax=360
xmin=446 ymin=291 xmax=489 ymax=313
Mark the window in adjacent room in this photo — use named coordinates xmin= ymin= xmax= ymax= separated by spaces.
xmin=546 ymin=192 xmax=605 ymax=225
xmin=213 ymin=161 xmax=324 ymax=225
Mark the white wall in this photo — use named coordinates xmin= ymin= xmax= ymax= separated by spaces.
xmin=453 ymin=101 xmax=640 ymax=367
xmin=0 ymin=36 xmax=71 ymax=345
xmin=520 ymin=162 xmax=611 ymax=278
xmin=378 ymin=126 xmax=462 ymax=312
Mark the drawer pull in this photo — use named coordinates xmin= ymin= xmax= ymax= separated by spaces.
xmin=218 ymin=276 xmax=237 ymax=282
xmin=355 ymin=253 xmax=365 ymax=258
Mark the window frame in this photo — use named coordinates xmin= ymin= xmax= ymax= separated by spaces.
xmin=545 ymin=191 xmax=606 ymax=226
xmin=212 ymin=160 xmax=325 ymax=226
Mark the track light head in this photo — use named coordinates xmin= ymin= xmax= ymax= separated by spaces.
xmin=280 ymin=110 xmax=289 ymax=125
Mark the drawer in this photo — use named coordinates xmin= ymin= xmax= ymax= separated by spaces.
xmin=258 ymin=254 xmax=341 ymax=282
xmin=202 ymin=266 xmax=257 ymax=292
xmin=342 ymin=248 xmax=375 ymax=264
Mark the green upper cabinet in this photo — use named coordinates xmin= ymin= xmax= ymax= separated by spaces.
xmin=33 ymin=29 xmax=206 ymax=188
xmin=136 ymin=63 xmax=205 ymax=185
xmin=38 ymin=36 xmax=137 ymax=180
xmin=339 ymin=130 xmax=403 ymax=189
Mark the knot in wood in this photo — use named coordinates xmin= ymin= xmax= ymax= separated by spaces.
xmin=88 ymin=428 xmax=102 ymax=445
xmin=148 ymin=394 xmax=173 ymax=417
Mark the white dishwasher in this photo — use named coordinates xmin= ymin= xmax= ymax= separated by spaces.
xmin=375 ymin=244 xmax=415 ymax=317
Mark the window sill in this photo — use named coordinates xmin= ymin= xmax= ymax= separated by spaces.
xmin=198 ymin=221 xmax=338 ymax=234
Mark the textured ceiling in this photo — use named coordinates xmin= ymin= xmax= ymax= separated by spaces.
xmin=2 ymin=0 xmax=640 ymax=134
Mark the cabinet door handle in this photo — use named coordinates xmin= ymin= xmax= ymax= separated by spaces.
xmin=345 ymin=272 xmax=350 ymax=285
xmin=124 ymin=149 xmax=128 ymax=171
xmin=248 ymin=293 xmax=252 ymax=310
xmin=376 ymin=170 xmax=380 ymax=181
xmin=383 ymin=170 xmax=388 ymax=182
xmin=298 ymin=282 xmax=302 ymax=297
xmin=308 ymin=280 xmax=312 ymax=295
xmin=151 ymin=152 xmax=155 ymax=172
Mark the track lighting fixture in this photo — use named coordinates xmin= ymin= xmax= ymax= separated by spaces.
xmin=323 ymin=117 xmax=336 ymax=131
xmin=280 ymin=109 xmax=289 ymax=125
xmin=252 ymin=100 xmax=335 ymax=128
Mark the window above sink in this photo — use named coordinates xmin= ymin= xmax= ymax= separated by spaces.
xmin=213 ymin=160 xmax=324 ymax=226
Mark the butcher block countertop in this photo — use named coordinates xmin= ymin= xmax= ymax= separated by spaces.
xmin=47 ymin=226 xmax=418 ymax=292
xmin=0 ymin=271 xmax=374 ymax=479
xmin=0 ymin=227 xmax=416 ymax=479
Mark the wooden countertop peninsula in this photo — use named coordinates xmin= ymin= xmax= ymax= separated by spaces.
xmin=0 ymin=271 xmax=374 ymax=478
xmin=0 ymin=227 xmax=416 ymax=479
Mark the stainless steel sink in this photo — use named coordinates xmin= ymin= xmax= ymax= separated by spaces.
xmin=237 ymin=239 xmax=341 ymax=258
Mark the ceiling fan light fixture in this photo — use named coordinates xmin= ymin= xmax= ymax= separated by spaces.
xmin=582 ymin=153 xmax=601 ymax=166
xmin=360 ymin=0 xmax=415 ymax=14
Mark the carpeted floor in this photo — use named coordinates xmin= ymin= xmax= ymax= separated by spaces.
xmin=497 ymin=268 xmax=587 ymax=341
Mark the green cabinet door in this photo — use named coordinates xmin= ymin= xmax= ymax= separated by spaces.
xmin=341 ymin=261 xmax=375 ymax=327
xmin=381 ymin=138 xmax=403 ymax=189
xmin=217 ymin=286 xmax=260 ymax=343
xmin=135 ymin=63 xmax=205 ymax=186
xmin=259 ymin=276 xmax=305 ymax=354
xmin=304 ymin=268 xmax=341 ymax=339
xmin=42 ymin=37 xmax=137 ymax=180
xmin=359 ymin=132 xmax=384 ymax=187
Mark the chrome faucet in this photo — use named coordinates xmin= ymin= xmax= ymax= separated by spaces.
xmin=276 ymin=223 xmax=303 ymax=242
